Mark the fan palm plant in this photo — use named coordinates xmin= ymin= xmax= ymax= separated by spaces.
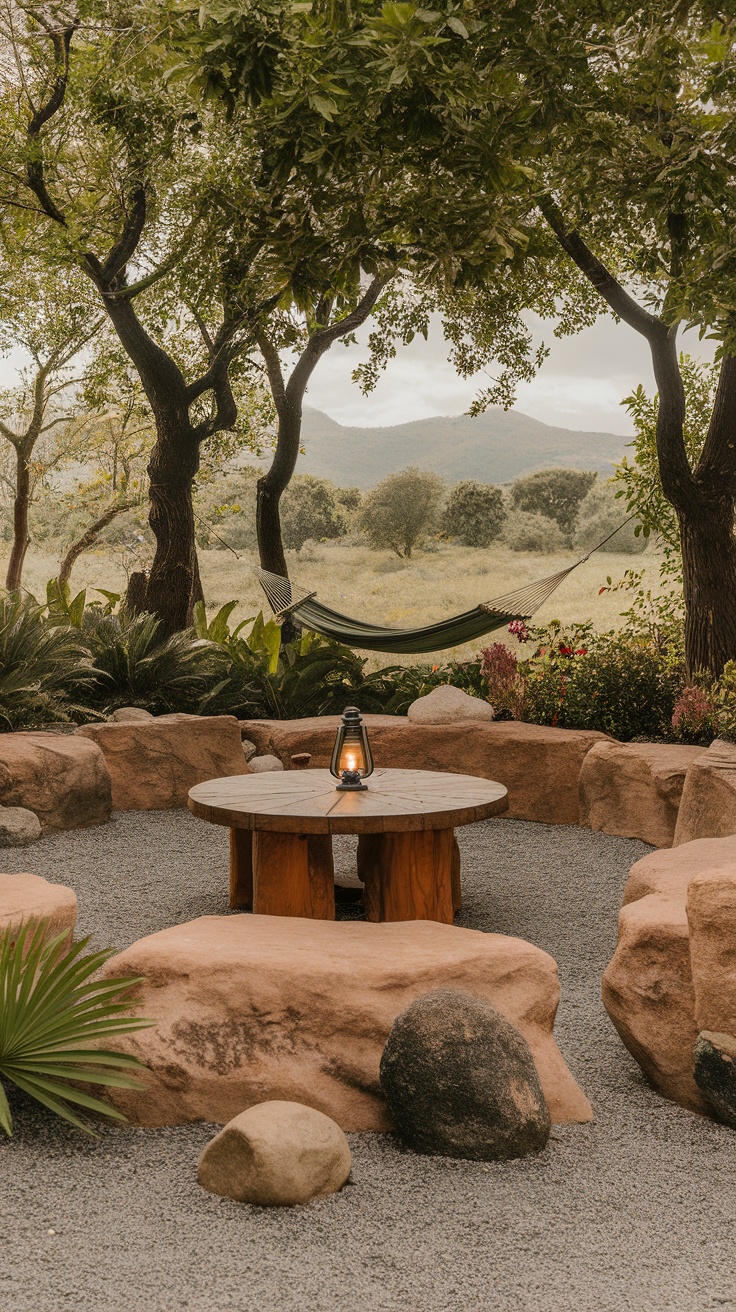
xmin=0 ymin=592 xmax=97 ymax=728
xmin=0 ymin=919 xmax=152 ymax=1136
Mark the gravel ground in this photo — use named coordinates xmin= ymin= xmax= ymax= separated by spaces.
xmin=2 ymin=811 xmax=736 ymax=1312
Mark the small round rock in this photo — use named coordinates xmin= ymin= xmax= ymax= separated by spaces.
xmin=248 ymin=754 xmax=285 ymax=773
xmin=197 ymin=1100 xmax=351 ymax=1206
xmin=0 ymin=806 xmax=42 ymax=846
xmin=407 ymin=685 xmax=494 ymax=724
xmin=380 ymin=988 xmax=551 ymax=1161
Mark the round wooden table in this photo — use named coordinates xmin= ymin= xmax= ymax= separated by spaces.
xmin=188 ymin=768 xmax=508 ymax=924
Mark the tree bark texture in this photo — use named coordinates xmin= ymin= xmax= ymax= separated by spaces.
xmin=5 ymin=448 xmax=31 ymax=592
xmin=680 ymin=499 xmax=736 ymax=676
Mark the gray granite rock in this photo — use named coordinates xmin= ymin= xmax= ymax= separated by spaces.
xmin=380 ymin=988 xmax=551 ymax=1160
xmin=0 ymin=805 xmax=42 ymax=846
xmin=694 ymin=1031 xmax=736 ymax=1127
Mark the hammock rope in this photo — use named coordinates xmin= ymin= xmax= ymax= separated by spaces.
xmin=257 ymin=518 xmax=634 ymax=655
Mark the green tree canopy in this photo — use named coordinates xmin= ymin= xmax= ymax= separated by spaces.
xmin=360 ymin=467 xmax=444 ymax=559
xmin=442 ymin=480 xmax=506 ymax=547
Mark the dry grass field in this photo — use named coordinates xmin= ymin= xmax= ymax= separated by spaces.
xmin=6 ymin=538 xmax=661 ymax=668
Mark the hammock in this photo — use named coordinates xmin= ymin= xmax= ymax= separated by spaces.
xmin=257 ymin=522 xmax=631 ymax=655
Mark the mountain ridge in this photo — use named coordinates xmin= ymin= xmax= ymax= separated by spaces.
xmin=291 ymin=406 xmax=629 ymax=487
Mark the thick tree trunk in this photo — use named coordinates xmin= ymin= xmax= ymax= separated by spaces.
xmin=6 ymin=450 xmax=31 ymax=592
xmin=142 ymin=426 xmax=202 ymax=635
xmin=256 ymin=405 xmax=302 ymax=642
xmin=680 ymin=498 xmax=736 ymax=677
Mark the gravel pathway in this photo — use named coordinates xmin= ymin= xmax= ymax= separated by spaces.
xmin=1 ymin=812 xmax=736 ymax=1312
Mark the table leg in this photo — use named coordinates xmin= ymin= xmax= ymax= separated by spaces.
xmin=451 ymin=835 xmax=462 ymax=914
xmin=357 ymin=829 xmax=456 ymax=924
xmin=229 ymin=829 xmax=253 ymax=910
xmin=252 ymin=832 xmax=336 ymax=919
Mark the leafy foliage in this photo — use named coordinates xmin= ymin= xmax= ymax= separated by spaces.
xmin=281 ymin=476 xmax=347 ymax=552
xmin=503 ymin=511 xmax=565 ymax=554
xmin=510 ymin=470 xmax=597 ymax=543
xmin=574 ymin=482 xmax=645 ymax=555
xmin=0 ymin=593 xmax=97 ymax=728
xmin=441 ymin=481 xmax=506 ymax=547
xmin=0 ymin=919 xmax=152 ymax=1136
xmin=360 ymin=467 xmax=444 ymax=558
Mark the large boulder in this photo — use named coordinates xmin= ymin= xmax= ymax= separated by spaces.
xmin=379 ymin=989 xmax=550 ymax=1160
xmin=0 ymin=806 xmax=41 ymax=846
xmin=198 ymin=1101 xmax=351 ymax=1205
xmin=243 ymin=716 xmax=609 ymax=825
xmin=579 ymin=741 xmax=702 ymax=848
xmin=693 ymin=1032 xmax=736 ymax=1127
xmin=674 ymin=741 xmax=736 ymax=845
xmin=602 ymin=890 xmax=703 ymax=1111
xmin=687 ymin=868 xmax=736 ymax=1034
xmin=0 ymin=871 xmax=77 ymax=941
xmin=407 ymin=686 xmax=494 ymax=725
xmin=622 ymin=835 xmax=736 ymax=906
xmin=603 ymin=836 xmax=736 ymax=1115
xmin=0 ymin=732 xmax=111 ymax=831
xmin=76 ymin=715 xmax=249 ymax=810
xmin=98 ymin=914 xmax=591 ymax=1130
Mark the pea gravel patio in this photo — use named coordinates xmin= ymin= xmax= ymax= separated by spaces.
xmin=1 ymin=811 xmax=735 ymax=1312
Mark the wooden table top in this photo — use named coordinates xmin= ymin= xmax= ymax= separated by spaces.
xmin=188 ymin=768 xmax=508 ymax=835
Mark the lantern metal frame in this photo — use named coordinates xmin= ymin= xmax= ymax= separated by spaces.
xmin=330 ymin=706 xmax=374 ymax=791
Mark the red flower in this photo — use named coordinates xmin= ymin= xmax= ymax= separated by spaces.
xmin=559 ymin=644 xmax=573 ymax=656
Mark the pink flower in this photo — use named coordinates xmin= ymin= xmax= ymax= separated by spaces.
xmin=508 ymin=620 xmax=531 ymax=643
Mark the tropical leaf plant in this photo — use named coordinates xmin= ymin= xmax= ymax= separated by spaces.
xmin=0 ymin=919 xmax=153 ymax=1136
xmin=0 ymin=592 xmax=98 ymax=729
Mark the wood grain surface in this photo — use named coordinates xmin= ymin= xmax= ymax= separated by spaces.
xmin=188 ymin=767 xmax=508 ymax=835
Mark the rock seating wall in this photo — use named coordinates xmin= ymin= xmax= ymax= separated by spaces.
xmin=674 ymin=741 xmax=736 ymax=845
xmin=98 ymin=913 xmax=593 ymax=1131
xmin=0 ymin=871 xmax=77 ymax=942
xmin=0 ymin=733 xmax=112 ymax=831
xmin=243 ymin=716 xmax=609 ymax=826
xmin=602 ymin=835 xmax=736 ymax=1115
xmin=579 ymin=741 xmax=703 ymax=848
xmin=76 ymin=715 xmax=249 ymax=810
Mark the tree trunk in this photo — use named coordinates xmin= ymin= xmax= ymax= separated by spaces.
xmin=142 ymin=425 xmax=202 ymax=635
xmin=58 ymin=501 xmax=132 ymax=589
xmin=680 ymin=498 xmax=736 ymax=677
xmin=5 ymin=449 xmax=31 ymax=592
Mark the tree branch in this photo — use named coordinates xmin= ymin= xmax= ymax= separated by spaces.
xmin=256 ymin=330 xmax=287 ymax=421
xmin=101 ymin=186 xmax=147 ymax=283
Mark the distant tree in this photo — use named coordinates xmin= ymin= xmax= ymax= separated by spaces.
xmin=360 ymin=468 xmax=444 ymax=559
xmin=442 ymin=481 xmax=506 ymax=548
xmin=573 ymin=482 xmax=646 ymax=557
xmin=510 ymin=469 xmax=597 ymax=543
xmin=504 ymin=511 xmax=565 ymax=554
xmin=281 ymin=476 xmax=346 ymax=552
xmin=335 ymin=487 xmax=362 ymax=514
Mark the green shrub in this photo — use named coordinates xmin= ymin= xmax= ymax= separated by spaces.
xmin=360 ymin=467 xmax=445 ymax=558
xmin=442 ymin=481 xmax=506 ymax=547
xmin=0 ymin=593 xmax=97 ymax=729
xmin=510 ymin=468 xmax=597 ymax=542
xmin=574 ymin=482 xmax=646 ymax=555
xmin=0 ymin=919 xmax=152 ymax=1136
xmin=503 ymin=511 xmax=565 ymax=553
xmin=281 ymin=476 xmax=347 ymax=551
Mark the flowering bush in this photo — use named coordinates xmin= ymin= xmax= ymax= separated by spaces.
xmin=479 ymin=643 xmax=523 ymax=718
xmin=671 ymin=683 xmax=720 ymax=743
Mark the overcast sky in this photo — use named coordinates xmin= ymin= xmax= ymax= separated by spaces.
xmin=302 ymin=312 xmax=714 ymax=435
xmin=0 ymin=308 xmax=712 ymax=436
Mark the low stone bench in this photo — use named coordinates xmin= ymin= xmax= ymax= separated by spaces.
xmin=0 ymin=732 xmax=111 ymax=831
xmin=99 ymin=913 xmax=592 ymax=1130
xmin=243 ymin=716 xmax=609 ymax=826
xmin=579 ymin=741 xmax=704 ymax=848
xmin=674 ymin=740 xmax=736 ymax=845
xmin=602 ymin=835 xmax=736 ymax=1116
xmin=0 ymin=871 xmax=77 ymax=942
xmin=76 ymin=714 xmax=249 ymax=810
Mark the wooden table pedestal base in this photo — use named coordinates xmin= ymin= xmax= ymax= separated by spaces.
xmin=229 ymin=828 xmax=335 ymax=919
xmin=229 ymin=826 xmax=461 ymax=923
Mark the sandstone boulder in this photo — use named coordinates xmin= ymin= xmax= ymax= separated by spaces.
xmin=602 ymin=891 xmax=704 ymax=1111
xmin=108 ymin=707 xmax=155 ymax=722
xmin=0 ymin=806 xmax=41 ymax=846
xmin=248 ymin=754 xmax=285 ymax=773
xmin=579 ymin=741 xmax=702 ymax=848
xmin=98 ymin=914 xmax=591 ymax=1130
xmin=0 ymin=732 xmax=111 ymax=831
xmin=407 ymin=686 xmax=494 ymax=725
xmin=379 ymin=989 xmax=550 ymax=1160
xmin=622 ymin=835 xmax=736 ymax=906
xmin=0 ymin=871 xmax=77 ymax=941
xmin=76 ymin=715 xmax=249 ymax=810
xmin=687 ymin=868 xmax=736 ymax=1035
xmin=674 ymin=741 xmax=736 ymax=845
xmin=245 ymin=716 xmax=609 ymax=825
xmin=693 ymin=1032 xmax=736 ymax=1127
xmin=198 ymin=1100 xmax=351 ymax=1205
